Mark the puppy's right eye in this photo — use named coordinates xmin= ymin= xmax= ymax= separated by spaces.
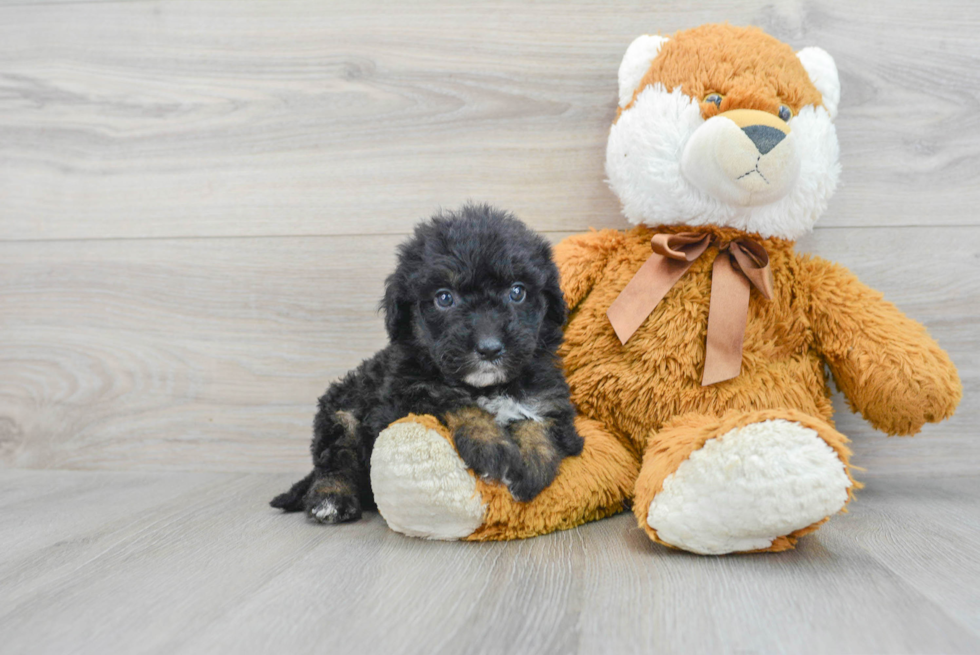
xmin=434 ymin=289 xmax=455 ymax=309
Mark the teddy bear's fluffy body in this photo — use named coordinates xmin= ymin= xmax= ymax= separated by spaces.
xmin=556 ymin=223 xmax=959 ymax=551
xmin=367 ymin=24 xmax=962 ymax=554
xmin=558 ymin=224 xmax=960 ymax=443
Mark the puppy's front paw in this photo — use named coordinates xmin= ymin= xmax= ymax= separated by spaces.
xmin=506 ymin=420 xmax=562 ymax=502
xmin=304 ymin=478 xmax=362 ymax=524
xmin=506 ymin=464 xmax=559 ymax=503
xmin=455 ymin=431 xmax=521 ymax=484
xmin=446 ymin=407 xmax=519 ymax=484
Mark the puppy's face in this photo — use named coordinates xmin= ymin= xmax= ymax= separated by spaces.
xmin=383 ymin=206 xmax=566 ymax=388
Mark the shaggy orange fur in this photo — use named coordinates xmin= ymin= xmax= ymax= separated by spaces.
xmin=621 ymin=23 xmax=824 ymax=120
xmin=557 ymin=225 xmax=960 ymax=444
xmin=467 ymin=415 xmax=639 ymax=541
xmin=403 ymin=223 xmax=960 ymax=547
xmin=556 ymin=225 xmax=958 ymax=550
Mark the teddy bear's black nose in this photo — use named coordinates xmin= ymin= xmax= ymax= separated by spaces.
xmin=743 ymin=125 xmax=786 ymax=155
xmin=476 ymin=338 xmax=504 ymax=361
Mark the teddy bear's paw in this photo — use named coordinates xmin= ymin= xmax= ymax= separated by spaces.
xmin=370 ymin=418 xmax=486 ymax=540
xmin=646 ymin=419 xmax=851 ymax=555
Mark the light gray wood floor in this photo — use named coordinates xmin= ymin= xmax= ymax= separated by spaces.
xmin=1 ymin=468 xmax=979 ymax=655
xmin=2 ymin=0 xmax=979 ymax=653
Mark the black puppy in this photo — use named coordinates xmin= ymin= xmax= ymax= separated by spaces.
xmin=271 ymin=204 xmax=582 ymax=524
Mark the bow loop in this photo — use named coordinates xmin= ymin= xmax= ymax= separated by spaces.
xmin=606 ymin=232 xmax=775 ymax=386
xmin=728 ymin=239 xmax=774 ymax=300
xmin=650 ymin=232 xmax=711 ymax=262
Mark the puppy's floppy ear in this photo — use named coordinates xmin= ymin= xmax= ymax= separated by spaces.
xmin=539 ymin=256 xmax=568 ymax=351
xmin=383 ymin=221 xmax=432 ymax=343
xmin=381 ymin=271 xmax=413 ymax=342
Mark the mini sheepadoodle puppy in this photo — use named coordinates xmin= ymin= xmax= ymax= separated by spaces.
xmin=271 ymin=204 xmax=582 ymax=524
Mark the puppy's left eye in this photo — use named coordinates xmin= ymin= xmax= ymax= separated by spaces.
xmin=508 ymin=283 xmax=526 ymax=304
xmin=434 ymin=289 xmax=455 ymax=309
xmin=778 ymin=105 xmax=793 ymax=122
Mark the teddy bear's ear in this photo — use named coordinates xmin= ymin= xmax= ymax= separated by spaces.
xmin=618 ymin=34 xmax=669 ymax=108
xmin=797 ymin=47 xmax=840 ymax=119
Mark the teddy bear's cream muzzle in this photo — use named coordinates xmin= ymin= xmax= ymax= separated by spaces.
xmin=681 ymin=108 xmax=801 ymax=207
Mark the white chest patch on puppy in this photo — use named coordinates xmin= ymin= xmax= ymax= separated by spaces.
xmin=476 ymin=395 xmax=545 ymax=425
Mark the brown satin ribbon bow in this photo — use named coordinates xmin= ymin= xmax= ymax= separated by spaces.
xmin=606 ymin=232 xmax=774 ymax=386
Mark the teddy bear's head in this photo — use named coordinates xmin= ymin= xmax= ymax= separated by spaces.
xmin=606 ymin=24 xmax=841 ymax=240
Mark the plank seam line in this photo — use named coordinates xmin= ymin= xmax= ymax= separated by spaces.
xmin=0 ymin=224 xmax=974 ymax=245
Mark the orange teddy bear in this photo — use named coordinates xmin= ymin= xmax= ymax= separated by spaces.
xmin=368 ymin=24 xmax=962 ymax=554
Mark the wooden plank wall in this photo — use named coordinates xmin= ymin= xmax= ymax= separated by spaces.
xmin=1 ymin=0 xmax=977 ymax=476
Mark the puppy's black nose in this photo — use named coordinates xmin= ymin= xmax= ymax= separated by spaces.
xmin=742 ymin=124 xmax=786 ymax=155
xmin=476 ymin=338 xmax=504 ymax=361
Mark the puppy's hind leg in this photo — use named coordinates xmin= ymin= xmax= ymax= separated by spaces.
xmin=304 ymin=417 xmax=373 ymax=524
xmin=269 ymin=408 xmax=366 ymax=521
xmin=304 ymin=471 xmax=365 ymax=524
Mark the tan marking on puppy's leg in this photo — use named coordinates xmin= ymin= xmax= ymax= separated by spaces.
xmin=446 ymin=407 xmax=516 ymax=483
xmin=510 ymin=419 xmax=557 ymax=461
xmin=444 ymin=407 xmax=507 ymax=443
xmin=510 ymin=421 xmax=556 ymax=456
xmin=312 ymin=477 xmax=355 ymax=497
xmin=507 ymin=419 xmax=561 ymax=502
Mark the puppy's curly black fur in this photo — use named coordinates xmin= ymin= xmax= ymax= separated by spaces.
xmin=270 ymin=204 xmax=583 ymax=524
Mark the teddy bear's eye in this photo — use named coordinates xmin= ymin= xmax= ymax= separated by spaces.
xmin=778 ymin=105 xmax=793 ymax=121
xmin=508 ymin=283 xmax=526 ymax=304
xmin=434 ymin=289 xmax=455 ymax=309
xmin=704 ymin=93 xmax=723 ymax=107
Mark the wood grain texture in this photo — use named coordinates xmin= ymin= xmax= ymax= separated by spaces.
xmin=832 ymin=476 xmax=980 ymax=636
xmin=0 ymin=0 xmax=978 ymax=240
xmin=1 ymin=228 xmax=975 ymax=475
xmin=1 ymin=469 xmax=978 ymax=654
xmin=0 ymin=235 xmax=398 ymax=472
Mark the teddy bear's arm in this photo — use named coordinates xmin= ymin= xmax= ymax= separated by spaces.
xmin=805 ymin=256 xmax=962 ymax=436
xmin=553 ymin=229 xmax=626 ymax=311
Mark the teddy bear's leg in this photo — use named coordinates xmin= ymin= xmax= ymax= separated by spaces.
xmin=633 ymin=409 xmax=858 ymax=555
xmin=370 ymin=414 xmax=639 ymax=540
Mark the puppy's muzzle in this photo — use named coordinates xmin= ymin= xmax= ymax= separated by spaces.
xmin=463 ymin=314 xmax=510 ymax=387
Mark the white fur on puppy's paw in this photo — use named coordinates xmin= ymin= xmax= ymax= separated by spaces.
xmin=311 ymin=500 xmax=339 ymax=523
xmin=308 ymin=496 xmax=360 ymax=524
xmin=370 ymin=421 xmax=486 ymax=540
xmin=647 ymin=419 xmax=851 ymax=555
